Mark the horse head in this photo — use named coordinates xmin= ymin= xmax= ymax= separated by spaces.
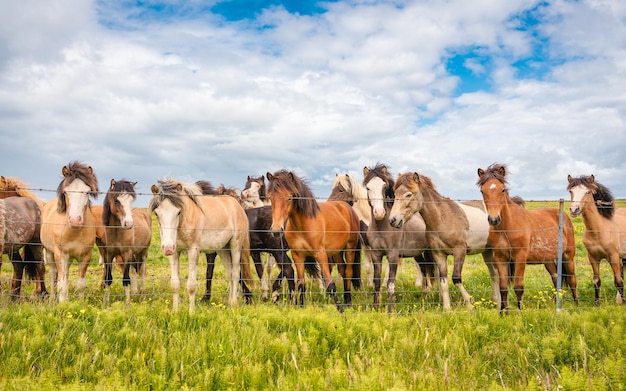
xmin=57 ymin=161 xmax=99 ymax=227
xmin=363 ymin=164 xmax=395 ymax=221
xmin=104 ymin=179 xmax=137 ymax=229
xmin=388 ymin=172 xmax=425 ymax=229
xmin=477 ymin=163 xmax=508 ymax=226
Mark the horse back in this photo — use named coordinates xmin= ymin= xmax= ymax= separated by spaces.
xmin=526 ymin=207 xmax=575 ymax=260
xmin=1 ymin=197 xmax=41 ymax=247
xmin=317 ymin=201 xmax=360 ymax=252
xmin=194 ymin=196 xmax=249 ymax=250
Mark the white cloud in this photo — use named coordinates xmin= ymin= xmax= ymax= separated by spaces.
xmin=1 ymin=0 xmax=625 ymax=206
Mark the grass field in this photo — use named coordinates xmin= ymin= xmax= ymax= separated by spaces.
xmin=0 ymin=200 xmax=625 ymax=389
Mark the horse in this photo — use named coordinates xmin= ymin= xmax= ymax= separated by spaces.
xmin=567 ymin=174 xmax=626 ymax=304
xmin=40 ymin=161 xmax=99 ymax=302
xmin=149 ymin=178 xmax=253 ymax=313
xmin=361 ymin=164 xmax=436 ymax=311
xmin=0 ymin=197 xmax=47 ymax=299
xmin=100 ymin=179 xmax=152 ymax=304
xmin=0 ymin=176 xmax=46 ymax=210
xmin=266 ymin=169 xmax=361 ymax=312
xmin=389 ymin=171 xmax=500 ymax=310
xmin=241 ymin=175 xmax=270 ymax=209
xmin=476 ymin=163 xmax=578 ymax=312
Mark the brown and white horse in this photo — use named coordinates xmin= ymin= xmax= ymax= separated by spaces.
xmin=567 ymin=174 xmax=626 ymax=304
xmin=41 ymin=161 xmax=99 ymax=302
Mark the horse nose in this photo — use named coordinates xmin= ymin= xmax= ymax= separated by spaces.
xmin=389 ymin=216 xmax=403 ymax=229
xmin=487 ymin=215 xmax=501 ymax=226
xmin=68 ymin=215 xmax=83 ymax=226
xmin=271 ymin=227 xmax=284 ymax=238
xmin=162 ymin=244 xmax=176 ymax=256
xmin=569 ymin=205 xmax=580 ymax=217
xmin=122 ymin=218 xmax=134 ymax=229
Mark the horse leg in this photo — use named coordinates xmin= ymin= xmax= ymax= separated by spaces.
xmin=201 ymin=253 xmax=216 ymax=303
xmin=342 ymin=251 xmax=355 ymax=307
xmin=495 ymin=256 xmax=510 ymax=314
xmin=251 ymin=252 xmax=267 ymax=301
xmin=168 ymin=253 xmax=181 ymax=311
xmin=187 ymin=248 xmax=200 ymax=314
xmin=434 ymin=252 xmax=451 ymax=311
xmin=77 ymin=251 xmax=91 ymax=301
xmin=512 ymin=253 xmax=528 ymax=310
xmin=588 ymin=256 xmax=602 ymax=305
xmin=370 ymin=250 xmax=383 ymax=309
xmin=56 ymin=249 xmax=70 ymax=303
xmin=121 ymin=251 xmax=134 ymax=304
xmin=10 ymin=258 xmax=24 ymax=300
xmin=609 ymin=253 xmax=624 ymax=304
xmin=452 ymin=249 xmax=472 ymax=309
xmin=291 ymin=253 xmax=307 ymax=307
xmin=481 ymin=249 xmax=500 ymax=306
xmin=46 ymin=249 xmax=57 ymax=302
xmin=561 ymin=252 xmax=579 ymax=306
xmin=386 ymin=254 xmax=399 ymax=313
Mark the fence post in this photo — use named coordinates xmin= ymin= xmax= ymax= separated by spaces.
xmin=556 ymin=198 xmax=564 ymax=311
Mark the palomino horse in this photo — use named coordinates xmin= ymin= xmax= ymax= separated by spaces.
xmin=0 ymin=176 xmax=46 ymax=210
xmin=266 ymin=170 xmax=361 ymax=312
xmin=149 ymin=178 xmax=253 ymax=313
xmin=389 ymin=171 xmax=500 ymax=310
xmin=362 ymin=164 xmax=435 ymax=311
xmin=41 ymin=161 xmax=99 ymax=302
xmin=567 ymin=174 xmax=626 ymax=304
xmin=241 ymin=175 xmax=271 ymax=209
xmin=0 ymin=197 xmax=47 ymax=299
xmin=101 ymin=179 xmax=152 ymax=304
xmin=476 ymin=163 xmax=578 ymax=312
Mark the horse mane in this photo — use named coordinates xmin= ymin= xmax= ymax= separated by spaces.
xmin=567 ymin=175 xmax=614 ymax=219
xmin=195 ymin=180 xmax=217 ymax=195
xmin=267 ymin=170 xmax=319 ymax=217
xmin=476 ymin=163 xmax=508 ymax=188
xmin=148 ymin=178 xmax=204 ymax=213
xmin=0 ymin=176 xmax=35 ymax=198
xmin=56 ymin=161 xmax=99 ymax=214
xmin=102 ymin=179 xmax=137 ymax=224
xmin=331 ymin=174 xmax=367 ymax=205
xmin=217 ymin=184 xmax=243 ymax=205
xmin=395 ymin=171 xmax=446 ymax=200
xmin=363 ymin=163 xmax=395 ymax=207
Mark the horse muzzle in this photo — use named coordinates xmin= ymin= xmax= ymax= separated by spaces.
xmin=569 ymin=205 xmax=581 ymax=217
xmin=389 ymin=216 xmax=403 ymax=229
xmin=67 ymin=215 xmax=84 ymax=227
xmin=161 ymin=244 xmax=176 ymax=256
xmin=270 ymin=227 xmax=284 ymax=238
xmin=487 ymin=215 xmax=501 ymax=226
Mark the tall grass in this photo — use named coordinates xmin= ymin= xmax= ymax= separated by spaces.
xmin=0 ymin=200 xmax=625 ymax=389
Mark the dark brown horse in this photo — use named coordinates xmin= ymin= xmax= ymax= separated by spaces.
xmin=567 ymin=174 xmax=626 ymax=304
xmin=101 ymin=179 xmax=152 ymax=304
xmin=0 ymin=197 xmax=47 ymax=299
xmin=266 ymin=170 xmax=361 ymax=312
xmin=477 ymin=163 xmax=578 ymax=312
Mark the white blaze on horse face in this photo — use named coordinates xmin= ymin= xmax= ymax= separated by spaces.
xmin=568 ymin=184 xmax=589 ymax=217
xmin=154 ymin=198 xmax=180 ymax=256
xmin=116 ymin=193 xmax=135 ymax=228
xmin=242 ymin=182 xmax=261 ymax=202
xmin=65 ymin=179 xmax=91 ymax=227
xmin=366 ymin=176 xmax=386 ymax=221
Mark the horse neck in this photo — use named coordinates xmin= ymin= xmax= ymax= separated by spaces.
xmin=418 ymin=188 xmax=450 ymax=229
xmin=579 ymin=195 xmax=609 ymax=229
xmin=497 ymin=196 xmax=524 ymax=229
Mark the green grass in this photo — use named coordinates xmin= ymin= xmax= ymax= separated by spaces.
xmin=0 ymin=200 xmax=625 ymax=389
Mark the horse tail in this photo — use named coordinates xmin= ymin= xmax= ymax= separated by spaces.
xmin=303 ymin=256 xmax=320 ymax=279
xmin=351 ymin=235 xmax=362 ymax=290
xmin=22 ymin=245 xmax=38 ymax=280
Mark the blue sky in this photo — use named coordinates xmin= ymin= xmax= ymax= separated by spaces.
xmin=1 ymin=0 xmax=625 ymax=204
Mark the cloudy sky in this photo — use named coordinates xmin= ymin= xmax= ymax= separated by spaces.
xmin=1 ymin=0 xmax=625 ymax=206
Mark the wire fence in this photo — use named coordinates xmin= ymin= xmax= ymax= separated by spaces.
xmin=1 ymin=189 xmax=625 ymax=313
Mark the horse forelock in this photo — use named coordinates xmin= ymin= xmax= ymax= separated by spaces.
xmin=267 ymin=170 xmax=319 ymax=217
xmin=148 ymin=179 xmax=191 ymax=213
xmin=568 ymin=175 xmax=614 ymax=218
xmin=56 ymin=161 xmax=99 ymax=213
xmin=477 ymin=163 xmax=508 ymax=188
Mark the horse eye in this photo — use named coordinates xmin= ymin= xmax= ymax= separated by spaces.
xmin=405 ymin=193 xmax=411 ymax=199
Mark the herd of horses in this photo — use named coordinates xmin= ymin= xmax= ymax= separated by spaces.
xmin=0 ymin=161 xmax=625 ymax=314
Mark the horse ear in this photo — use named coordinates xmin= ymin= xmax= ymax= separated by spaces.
xmin=497 ymin=165 xmax=506 ymax=176
xmin=151 ymin=184 xmax=159 ymax=194
xmin=266 ymin=172 xmax=273 ymax=181
xmin=567 ymin=175 xmax=573 ymax=183
xmin=477 ymin=168 xmax=484 ymax=177
xmin=175 ymin=183 xmax=183 ymax=192
xmin=288 ymin=172 xmax=295 ymax=181
xmin=62 ymin=165 xmax=70 ymax=177
xmin=363 ymin=167 xmax=369 ymax=176
xmin=412 ymin=172 xmax=420 ymax=182
xmin=87 ymin=166 xmax=93 ymax=175
xmin=590 ymin=175 xmax=595 ymax=183
xmin=110 ymin=179 xmax=116 ymax=189
xmin=132 ymin=182 xmax=137 ymax=189
xmin=260 ymin=175 xmax=265 ymax=181
xmin=247 ymin=176 xmax=251 ymax=181
xmin=381 ymin=166 xmax=387 ymax=174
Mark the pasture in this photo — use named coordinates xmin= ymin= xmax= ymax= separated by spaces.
xmin=0 ymin=199 xmax=625 ymax=389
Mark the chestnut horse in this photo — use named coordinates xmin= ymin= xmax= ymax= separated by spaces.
xmin=477 ymin=163 xmax=578 ymax=312
xmin=101 ymin=179 xmax=152 ymax=304
xmin=362 ymin=164 xmax=435 ymax=311
xmin=0 ymin=197 xmax=47 ymax=299
xmin=389 ymin=171 xmax=499 ymax=310
xmin=567 ymin=174 xmax=626 ymax=304
xmin=266 ymin=170 xmax=361 ymax=312
xmin=149 ymin=178 xmax=252 ymax=313
xmin=41 ymin=161 xmax=99 ymax=302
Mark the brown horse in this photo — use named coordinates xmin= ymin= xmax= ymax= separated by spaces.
xmin=266 ymin=169 xmax=361 ymax=312
xmin=477 ymin=163 xmax=578 ymax=312
xmin=149 ymin=178 xmax=253 ymax=313
xmin=0 ymin=197 xmax=47 ymax=299
xmin=41 ymin=161 xmax=99 ymax=302
xmin=360 ymin=164 xmax=435 ymax=311
xmin=567 ymin=174 xmax=626 ymax=304
xmin=101 ymin=179 xmax=152 ymax=304
xmin=389 ymin=171 xmax=499 ymax=310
